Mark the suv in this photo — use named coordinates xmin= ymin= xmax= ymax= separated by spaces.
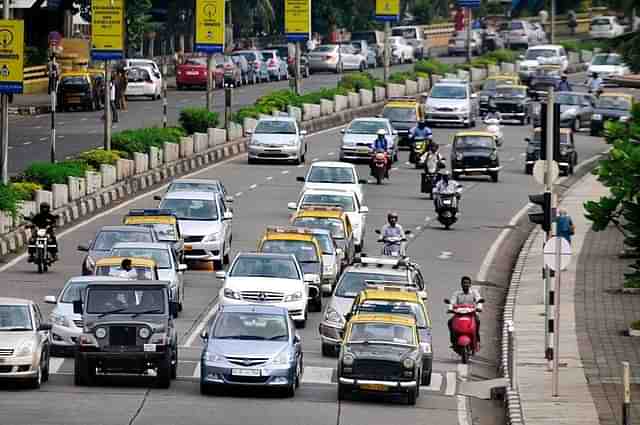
xmin=518 ymin=45 xmax=568 ymax=84
xmin=73 ymin=280 xmax=179 ymax=388
xmin=492 ymin=85 xmax=531 ymax=125
xmin=351 ymin=30 xmax=385 ymax=66
xmin=382 ymin=98 xmax=424 ymax=148
xmin=524 ymin=128 xmax=577 ymax=176
xmin=392 ymin=25 xmax=428 ymax=59
xmin=425 ymin=82 xmax=477 ymax=127
xmin=451 ymin=131 xmax=501 ymax=182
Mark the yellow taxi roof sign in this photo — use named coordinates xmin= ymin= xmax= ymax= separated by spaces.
xmin=95 ymin=257 xmax=157 ymax=268
xmin=350 ymin=313 xmax=416 ymax=326
xmin=124 ymin=215 xmax=177 ymax=225
xmin=360 ymin=289 xmax=420 ymax=302
xmin=456 ymin=131 xmax=495 ymax=138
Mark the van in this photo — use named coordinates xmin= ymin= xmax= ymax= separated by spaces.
xmin=391 ymin=25 xmax=428 ymax=59
xmin=351 ymin=30 xmax=385 ymax=65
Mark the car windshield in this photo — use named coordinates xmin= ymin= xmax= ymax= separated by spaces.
xmin=230 ymin=256 xmax=300 ymax=279
xmin=591 ymin=54 xmax=622 ymax=65
xmin=184 ymin=58 xmax=206 ymax=66
xmin=235 ymin=52 xmax=257 ymax=62
xmin=348 ymin=322 xmax=415 ymax=345
xmin=430 ymin=85 xmax=466 ymax=99
xmin=313 ymin=45 xmax=336 ymax=53
xmin=526 ymin=49 xmax=556 ymax=59
xmin=130 ymin=60 xmax=154 ymax=69
xmin=159 ymin=198 xmax=219 ymax=221
xmin=335 ymin=272 xmax=407 ymax=298
xmin=495 ymin=87 xmax=526 ymax=97
xmin=0 ymin=305 xmax=32 ymax=330
xmin=382 ymin=107 xmax=416 ymax=122
xmin=60 ymin=282 xmax=89 ymax=303
xmin=308 ymin=166 xmax=356 ymax=184
xmin=255 ymin=120 xmax=297 ymax=134
xmin=168 ymin=181 xmax=221 ymax=193
xmin=592 ymin=18 xmax=612 ymax=26
xmin=213 ymin=312 xmax=288 ymax=341
xmin=510 ymin=21 xmax=524 ymax=30
xmin=261 ymin=240 xmax=318 ymax=263
xmin=93 ymin=230 xmax=153 ymax=251
xmin=392 ymin=28 xmax=417 ymax=38
xmin=556 ymin=93 xmax=582 ymax=105
xmin=597 ymin=97 xmax=631 ymax=110
xmin=357 ymin=300 xmax=427 ymax=328
xmin=313 ymin=233 xmax=334 ymax=254
xmin=301 ymin=194 xmax=355 ymax=212
xmin=86 ymin=288 xmax=165 ymax=314
xmin=110 ymin=248 xmax=172 ymax=269
xmin=455 ymin=136 xmax=494 ymax=149
xmin=292 ymin=217 xmax=345 ymax=238
xmin=61 ymin=76 xmax=88 ymax=86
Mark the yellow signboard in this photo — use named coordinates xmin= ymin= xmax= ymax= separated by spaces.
xmin=91 ymin=0 xmax=125 ymax=60
xmin=375 ymin=0 xmax=400 ymax=21
xmin=0 ymin=20 xmax=24 ymax=93
xmin=285 ymin=0 xmax=311 ymax=41
xmin=195 ymin=0 xmax=225 ymax=53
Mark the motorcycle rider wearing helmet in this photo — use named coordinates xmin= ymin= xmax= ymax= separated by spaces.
xmin=380 ymin=212 xmax=405 ymax=255
xmin=556 ymin=73 xmax=572 ymax=92
xmin=447 ymin=276 xmax=483 ymax=347
xmin=408 ymin=120 xmax=433 ymax=145
xmin=421 ymin=142 xmax=445 ymax=174
xmin=432 ymin=169 xmax=460 ymax=210
xmin=586 ymin=72 xmax=603 ymax=95
xmin=370 ymin=128 xmax=391 ymax=176
xmin=27 ymin=202 xmax=59 ymax=262
xmin=484 ymin=103 xmax=502 ymax=121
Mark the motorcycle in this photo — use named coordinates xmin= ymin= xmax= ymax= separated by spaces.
xmin=371 ymin=150 xmax=389 ymax=185
xmin=27 ymin=225 xmax=56 ymax=274
xmin=420 ymin=156 xmax=445 ymax=199
xmin=374 ymin=229 xmax=411 ymax=257
xmin=435 ymin=185 xmax=463 ymax=229
xmin=444 ymin=298 xmax=484 ymax=364
xmin=483 ymin=117 xmax=503 ymax=147
xmin=409 ymin=136 xmax=430 ymax=168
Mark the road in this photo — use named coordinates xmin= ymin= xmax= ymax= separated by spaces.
xmin=0 ymin=105 xmax=609 ymax=425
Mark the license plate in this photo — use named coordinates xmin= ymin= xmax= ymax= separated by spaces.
xmin=143 ymin=344 xmax=156 ymax=352
xmin=186 ymin=71 xmax=199 ymax=76
xmin=358 ymin=147 xmax=370 ymax=153
xmin=360 ymin=384 xmax=387 ymax=391
xmin=232 ymin=368 xmax=261 ymax=377
xmin=443 ymin=200 xmax=452 ymax=205
xmin=184 ymin=245 xmax=192 ymax=251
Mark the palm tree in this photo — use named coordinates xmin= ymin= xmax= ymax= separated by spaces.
xmin=230 ymin=0 xmax=276 ymax=37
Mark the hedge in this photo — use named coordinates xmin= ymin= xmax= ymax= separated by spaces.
xmin=112 ymin=127 xmax=185 ymax=157
xmin=338 ymin=72 xmax=384 ymax=91
xmin=0 ymin=184 xmax=21 ymax=218
xmin=178 ymin=108 xmax=220 ymax=134
xmin=10 ymin=182 xmax=42 ymax=201
xmin=23 ymin=160 xmax=90 ymax=190
xmin=77 ymin=149 xmax=123 ymax=169
xmin=415 ymin=58 xmax=455 ymax=75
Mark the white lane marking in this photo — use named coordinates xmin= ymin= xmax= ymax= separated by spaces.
xmin=49 ymin=357 xmax=65 ymax=374
xmin=58 ymin=135 xmax=65 ymax=139
xmin=391 ymin=167 xmax=398 ymax=171
xmin=438 ymin=251 xmax=453 ymax=260
xmin=297 ymin=164 xmax=304 ymax=168
xmin=39 ymin=137 xmax=47 ymax=141
xmin=311 ymin=158 xmax=319 ymax=162
xmin=281 ymin=170 xmax=289 ymax=175
xmin=234 ymin=192 xmax=243 ymax=197
xmin=327 ymin=152 xmax=334 ymax=156
xmin=81 ymin=117 xmax=88 ymax=121
xmin=23 ymin=141 xmax=32 ymax=145
xmin=184 ymin=304 xmax=218 ymax=347
xmin=8 ymin=146 xmax=12 ymax=150
xmin=520 ymin=153 xmax=526 ymax=156
xmin=266 ymin=176 xmax=273 ymax=181
xmin=425 ymin=216 xmax=431 ymax=222
xmin=34 ymin=126 xmax=42 ymax=129
xmin=457 ymin=364 xmax=470 ymax=425
xmin=416 ymin=225 xmax=422 ymax=231
xmin=445 ymin=371 xmax=457 ymax=396
xmin=249 ymin=184 xmax=257 ymax=190
xmin=405 ymin=161 xmax=411 ymax=166
xmin=301 ymin=366 xmax=333 ymax=384
xmin=193 ymin=362 xmax=201 ymax=378
xmin=428 ymin=372 xmax=443 ymax=392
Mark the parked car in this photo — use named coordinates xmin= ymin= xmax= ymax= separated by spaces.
xmin=590 ymin=16 xmax=625 ymax=39
xmin=57 ymin=71 xmax=98 ymax=112
xmin=425 ymin=81 xmax=478 ymax=127
xmin=308 ymin=44 xmax=367 ymax=73
xmin=499 ymin=20 xmax=538 ymax=48
xmin=450 ymin=131 xmax=501 ymax=182
xmin=350 ymin=40 xmax=377 ymax=68
xmin=176 ymin=57 xmax=209 ymax=90
xmin=587 ymin=53 xmax=630 ymax=81
xmin=351 ymin=30 xmax=385 ymax=66
xmin=232 ymin=50 xmax=270 ymax=83
xmin=247 ymin=117 xmax=308 ymax=164
xmin=448 ymin=30 xmax=483 ymax=56
xmin=590 ymin=93 xmax=634 ymax=136
xmin=518 ymin=45 xmax=569 ymax=83
xmin=389 ymin=36 xmax=415 ymax=64
xmin=125 ymin=66 xmax=162 ymax=100
xmin=531 ymin=23 xmax=548 ymax=44
xmin=219 ymin=55 xmax=242 ymax=87
xmin=261 ymin=50 xmax=289 ymax=81
xmin=269 ymin=44 xmax=311 ymax=78
xmin=525 ymin=128 xmax=577 ymax=175
xmin=392 ymin=25 xmax=428 ymax=59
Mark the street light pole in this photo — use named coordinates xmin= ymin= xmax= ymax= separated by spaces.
xmin=206 ymin=54 xmax=214 ymax=112
xmin=466 ymin=7 xmax=472 ymax=63
xmin=104 ymin=61 xmax=112 ymax=151
xmin=383 ymin=22 xmax=390 ymax=83
xmin=1 ymin=0 xmax=11 ymax=184
xmin=161 ymin=40 xmax=168 ymax=128
xmin=48 ymin=55 xmax=59 ymax=163
xmin=294 ymin=42 xmax=301 ymax=96
xmin=550 ymin=0 xmax=556 ymax=44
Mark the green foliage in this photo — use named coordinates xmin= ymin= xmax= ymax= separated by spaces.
xmin=10 ymin=182 xmax=42 ymax=201
xmin=388 ymin=71 xmax=418 ymax=84
xmin=338 ymin=73 xmax=382 ymax=91
xmin=25 ymin=46 xmax=47 ymax=67
xmin=630 ymin=319 xmax=640 ymax=329
xmin=178 ymin=108 xmax=220 ymax=134
xmin=126 ymin=0 xmax=152 ymax=56
xmin=620 ymin=33 xmax=640 ymax=74
xmin=414 ymin=59 xmax=454 ymax=75
xmin=112 ymin=127 xmax=185 ymax=156
xmin=77 ymin=149 xmax=123 ymax=169
xmin=482 ymin=49 xmax=519 ymax=64
xmin=23 ymin=161 xmax=89 ymax=190
xmin=0 ymin=184 xmax=21 ymax=218
xmin=561 ymin=39 xmax=610 ymax=53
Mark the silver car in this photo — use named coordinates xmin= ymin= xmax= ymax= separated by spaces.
xmin=500 ymin=20 xmax=538 ymax=48
xmin=339 ymin=117 xmax=398 ymax=162
xmin=261 ymin=50 xmax=289 ymax=81
xmin=351 ymin=40 xmax=377 ymax=68
xmin=0 ymin=297 xmax=51 ymax=388
xmin=308 ymin=44 xmax=367 ymax=73
xmin=292 ymin=227 xmax=342 ymax=294
xmin=425 ymin=82 xmax=478 ymax=127
xmin=247 ymin=117 xmax=308 ymax=164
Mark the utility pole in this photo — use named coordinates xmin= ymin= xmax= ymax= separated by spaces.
xmin=206 ymin=54 xmax=214 ymax=112
xmin=1 ymin=0 xmax=10 ymax=185
xmin=294 ymin=42 xmax=301 ymax=96
xmin=623 ymin=361 xmax=631 ymax=425
xmin=550 ymin=0 xmax=555 ymax=44
xmin=544 ymin=90 xmax=555 ymax=366
xmin=383 ymin=22 xmax=390 ymax=83
xmin=161 ymin=40 xmax=168 ymax=128
xmin=104 ymin=61 xmax=111 ymax=151
xmin=48 ymin=54 xmax=59 ymax=163
xmin=466 ymin=7 xmax=472 ymax=63
xmin=224 ymin=83 xmax=232 ymax=141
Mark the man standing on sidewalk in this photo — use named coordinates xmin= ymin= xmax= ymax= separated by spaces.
xmin=110 ymin=74 xmax=118 ymax=123
xmin=556 ymin=208 xmax=575 ymax=243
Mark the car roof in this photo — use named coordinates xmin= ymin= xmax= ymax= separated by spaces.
xmin=220 ymin=304 xmax=288 ymax=315
xmin=302 ymin=188 xmax=355 ymax=197
xmin=84 ymin=280 xmax=171 ymax=287
xmin=359 ymin=289 xmax=420 ymax=303
xmin=433 ymin=81 xmax=467 ymax=87
xmin=456 ymin=131 xmax=495 ymax=137
xmin=61 ymin=72 xmax=89 ymax=77
xmin=262 ymin=226 xmax=318 ymax=242
xmin=67 ymin=276 xmax=129 ymax=284
xmin=488 ymin=74 xmax=518 ymax=80
xmin=98 ymin=225 xmax=154 ymax=233
xmin=350 ymin=313 xmax=416 ymax=326
xmin=600 ymin=92 xmax=632 ymax=99
xmin=111 ymin=242 xmax=173 ymax=250
xmin=236 ymin=252 xmax=296 ymax=260
xmin=533 ymin=127 xmax=572 ymax=134
xmin=310 ymin=161 xmax=355 ymax=169
xmin=351 ymin=117 xmax=390 ymax=122
xmin=529 ymin=44 xmax=563 ymax=50
xmin=496 ymin=84 xmax=527 ymax=89
xmin=344 ymin=263 xmax=407 ymax=277
xmin=257 ymin=116 xmax=296 ymax=122
xmin=295 ymin=208 xmax=345 ymax=219
xmin=171 ymin=178 xmax=222 ymax=185
xmin=294 ymin=226 xmax=333 ymax=236
xmin=0 ymin=297 xmax=33 ymax=305
xmin=162 ymin=191 xmax=218 ymax=200
xmin=96 ymin=257 xmax=157 ymax=267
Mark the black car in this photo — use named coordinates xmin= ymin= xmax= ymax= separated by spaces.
xmin=478 ymin=77 xmax=518 ymax=114
xmin=533 ymin=92 xmax=595 ymax=130
xmin=524 ymin=127 xmax=577 ymax=175
xmin=451 ymin=132 xmax=501 ymax=182
xmin=57 ymin=73 xmax=98 ymax=112
xmin=589 ymin=94 xmax=633 ymax=136
xmin=528 ymin=66 xmax=562 ymax=99
xmin=492 ymin=85 xmax=531 ymax=124
xmin=268 ymin=44 xmax=310 ymax=78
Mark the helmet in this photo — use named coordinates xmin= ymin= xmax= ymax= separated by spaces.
xmin=387 ymin=211 xmax=398 ymax=220
xmin=40 ymin=202 xmax=51 ymax=212
xmin=592 ymin=72 xmax=599 ymax=78
xmin=418 ymin=120 xmax=426 ymax=128
xmin=377 ymin=129 xmax=386 ymax=136
xmin=561 ymin=73 xmax=568 ymax=79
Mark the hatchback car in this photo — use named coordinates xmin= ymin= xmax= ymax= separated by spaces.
xmin=587 ymin=53 xmax=630 ymax=81
xmin=199 ymin=304 xmax=303 ymax=397
xmin=389 ymin=36 xmax=415 ymax=63
xmin=350 ymin=40 xmax=377 ymax=68
xmin=176 ymin=57 xmax=209 ymax=90
xmin=451 ymin=131 xmax=501 ymax=182
xmin=479 ymin=75 xmax=520 ymax=113
xmin=296 ymin=161 xmax=366 ymax=203
xmin=381 ymin=98 xmax=424 ymax=148
xmin=125 ymin=66 xmax=162 ymax=100
xmin=232 ymin=50 xmax=270 ymax=83
xmin=261 ymin=50 xmax=289 ymax=81
xmin=492 ymin=85 xmax=531 ymax=124
xmin=590 ymin=16 xmax=625 ymax=39
xmin=163 ymin=178 xmax=232 ymax=202
xmin=590 ymin=93 xmax=633 ymax=136
xmin=57 ymin=72 xmax=97 ymax=112
xmin=425 ymin=82 xmax=477 ymax=127
xmin=0 ymin=298 xmax=51 ymax=388
xmin=500 ymin=20 xmax=538 ymax=49
xmin=247 ymin=117 xmax=308 ymax=164
xmin=220 ymin=55 xmax=243 ymax=87
xmin=269 ymin=44 xmax=311 ymax=78
xmin=340 ymin=117 xmax=398 ymax=162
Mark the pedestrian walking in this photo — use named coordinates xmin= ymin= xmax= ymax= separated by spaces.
xmin=109 ymin=74 xmax=118 ymax=123
xmin=118 ymin=69 xmax=128 ymax=111
xmin=556 ymin=208 xmax=575 ymax=243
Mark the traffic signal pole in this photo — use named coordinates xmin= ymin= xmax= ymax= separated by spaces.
xmin=544 ymin=88 xmax=554 ymax=366
xmin=0 ymin=0 xmax=10 ymax=184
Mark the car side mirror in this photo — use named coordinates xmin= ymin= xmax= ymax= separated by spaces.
xmin=178 ymin=264 xmax=188 ymax=272
xmin=524 ymin=138 xmax=531 ymax=143
xmin=44 ymin=295 xmax=57 ymax=304
xmin=340 ymin=129 xmax=346 ymax=134
xmin=296 ymin=176 xmax=305 ymax=182
xmin=200 ymin=330 xmax=209 ymax=340
xmin=443 ymin=298 xmax=450 ymax=304
xmin=215 ymin=271 xmax=226 ymax=279
xmin=77 ymin=243 xmax=90 ymax=252
xmin=169 ymin=301 xmax=178 ymax=318
xmin=344 ymin=312 xmax=353 ymax=322
xmin=300 ymin=130 xmax=307 ymax=136
xmin=39 ymin=323 xmax=52 ymax=331
xmin=225 ymin=196 xmax=234 ymax=203
xmin=73 ymin=300 xmax=83 ymax=314
xmin=374 ymin=229 xmax=381 ymax=234
xmin=287 ymin=202 xmax=297 ymax=210
xmin=360 ymin=206 xmax=369 ymax=214
xmin=358 ymin=178 xmax=367 ymax=184
xmin=223 ymin=211 xmax=233 ymax=220
xmin=153 ymin=195 xmax=162 ymax=201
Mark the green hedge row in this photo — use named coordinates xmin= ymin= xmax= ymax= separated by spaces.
xmin=112 ymin=127 xmax=185 ymax=157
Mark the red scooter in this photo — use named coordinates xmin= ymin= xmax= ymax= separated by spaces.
xmin=444 ymin=298 xmax=484 ymax=364
xmin=371 ymin=150 xmax=389 ymax=185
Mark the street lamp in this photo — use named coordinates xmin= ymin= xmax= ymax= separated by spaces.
xmin=224 ymin=82 xmax=234 ymax=141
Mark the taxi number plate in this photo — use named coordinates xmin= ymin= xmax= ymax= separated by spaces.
xmin=143 ymin=344 xmax=156 ymax=352
xmin=360 ymin=384 xmax=386 ymax=391
xmin=184 ymin=245 xmax=193 ymax=251
xmin=232 ymin=368 xmax=261 ymax=377
xmin=186 ymin=71 xmax=199 ymax=75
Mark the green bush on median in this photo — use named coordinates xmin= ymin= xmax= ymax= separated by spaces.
xmin=23 ymin=160 xmax=90 ymax=190
xmin=179 ymin=108 xmax=220 ymax=134
xmin=112 ymin=127 xmax=185 ymax=157
xmin=10 ymin=182 xmax=43 ymax=201
xmin=0 ymin=184 xmax=21 ymax=219
xmin=77 ymin=149 xmax=124 ymax=169
xmin=338 ymin=72 xmax=384 ymax=91
xmin=414 ymin=58 xmax=455 ymax=75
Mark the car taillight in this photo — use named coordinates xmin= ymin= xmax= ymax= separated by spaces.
xmin=254 ymin=62 xmax=260 ymax=69
xmin=288 ymin=57 xmax=294 ymax=64
xmin=268 ymin=59 xmax=276 ymax=66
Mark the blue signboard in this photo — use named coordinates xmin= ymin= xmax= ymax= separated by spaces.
xmin=457 ymin=0 xmax=481 ymax=9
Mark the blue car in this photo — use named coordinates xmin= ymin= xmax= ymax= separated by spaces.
xmin=199 ymin=304 xmax=303 ymax=397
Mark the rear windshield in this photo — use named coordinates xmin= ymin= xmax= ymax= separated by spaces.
xmin=261 ymin=240 xmax=319 ymax=263
xmin=127 ymin=68 xmax=151 ymax=82
xmin=592 ymin=18 xmax=612 ymax=26
xmin=351 ymin=32 xmax=377 ymax=44
xmin=93 ymin=230 xmax=153 ymax=251
xmin=392 ymin=28 xmax=417 ymax=38
xmin=454 ymin=136 xmax=494 ymax=149
xmin=61 ymin=76 xmax=88 ymax=86
xmin=335 ymin=272 xmax=407 ymax=298
xmin=383 ymin=107 xmax=416 ymax=122
xmin=234 ymin=52 xmax=257 ymax=62
xmin=292 ymin=217 xmax=345 ymax=238
xmin=255 ymin=120 xmax=297 ymax=134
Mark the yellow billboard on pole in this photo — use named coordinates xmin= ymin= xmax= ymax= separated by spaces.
xmin=285 ymin=0 xmax=310 ymax=41
xmin=195 ymin=0 xmax=225 ymax=53
xmin=91 ymin=0 xmax=125 ymax=60
xmin=0 ymin=19 xmax=24 ymax=94
xmin=375 ymin=0 xmax=400 ymax=21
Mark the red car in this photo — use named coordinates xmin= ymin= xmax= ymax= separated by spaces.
xmin=176 ymin=57 xmax=208 ymax=90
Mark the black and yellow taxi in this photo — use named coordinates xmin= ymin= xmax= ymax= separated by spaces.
xmin=57 ymin=71 xmax=98 ymax=112
xmin=451 ymin=131 xmax=501 ymax=182
xmin=478 ymin=74 xmax=520 ymax=113
xmin=382 ymin=97 xmax=424 ymax=147
xmin=524 ymin=127 xmax=577 ymax=176
xmin=257 ymin=226 xmax=323 ymax=312
xmin=123 ymin=209 xmax=184 ymax=262
xmin=338 ymin=313 xmax=422 ymax=405
xmin=590 ymin=92 xmax=634 ymax=136
xmin=94 ymin=257 xmax=159 ymax=280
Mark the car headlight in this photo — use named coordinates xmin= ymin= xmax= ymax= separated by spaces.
xmin=286 ymin=138 xmax=298 ymax=146
xmin=202 ymin=232 xmax=221 ymax=242
xmin=95 ymin=327 xmax=107 ymax=339
xmin=223 ymin=288 xmax=242 ymax=300
xmin=420 ymin=342 xmax=432 ymax=354
xmin=271 ymin=350 xmax=291 ymax=365
xmin=50 ymin=312 xmax=69 ymax=327
xmin=620 ymin=116 xmax=630 ymax=122
xmin=560 ymin=147 xmax=568 ymax=156
xmin=593 ymin=114 xmax=602 ymax=120
xmin=324 ymin=307 xmax=344 ymax=325
xmin=455 ymin=152 xmax=463 ymax=161
xmin=490 ymin=151 xmax=498 ymax=161
xmin=342 ymin=139 xmax=356 ymax=146
xmin=342 ymin=354 xmax=354 ymax=366
xmin=480 ymin=95 xmax=488 ymax=102
xmin=402 ymin=358 xmax=415 ymax=369
xmin=204 ymin=351 xmax=224 ymax=362
xmin=16 ymin=340 xmax=36 ymax=356
xmin=284 ymin=291 xmax=303 ymax=302
xmin=85 ymin=256 xmax=96 ymax=272
xmin=139 ymin=327 xmax=151 ymax=339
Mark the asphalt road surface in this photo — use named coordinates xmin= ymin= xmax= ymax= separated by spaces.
xmin=0 ymin=109 xmax=609 ymax=424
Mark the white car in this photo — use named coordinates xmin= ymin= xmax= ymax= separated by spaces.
xmin=339 ymin=117 xmax=399 ymax=162
xmin=216 ymin=252 xmax=317 ymax=327
xmin=389 ymin=36 xmax=415 ymax=63
xmin=587 ymin=53 xmax=630 ymax=80
xmin=158 ymin=190 xmax=233 ymax=269
xmin=122 ymin=58 xmax=161 ymax=75
xmin=110 ymin=242 xmax=187 ymax=311
xmin=44 ymin=276 xmax=126 ymax=355
xmin=425 ymin=81 xmax=478 ymax=127
xmin=518 ymin=45 xmax=569 ymax=82
xmin=247 ymin=117 xmax=308 ymax=164
xmin=288 ymin=188 xmax=368 ymax=252
xmin=296 ymin=161 xmax=366 ymax=203
xmin=590 ymin=16 xmax=625 ymax=39
xmin=125 ymin=66 xmax=162 ymax=100
xmin=307 ymin=44 xmax=367 ymax=73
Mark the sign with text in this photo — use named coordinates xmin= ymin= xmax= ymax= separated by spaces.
xmin=375 ymin=0 xmax=399 ymax=22
xmin=457 ymin=0 xmax=481 ymax=9
xmin=195 ymin=0 xmax=225 ymax=53
xmin=91 ymin=0 xmax=124 ymax=60
xmin=285 ymin=0 xmax=311 ymax=42
xmin=0 ymin=20 xmax=24 ymax=94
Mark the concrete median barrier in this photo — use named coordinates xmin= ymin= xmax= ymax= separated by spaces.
xmin=320 ymin=99 xmax=334 ymax=116
xmin=68 ymin=176 xmax=87 ymax=201
xmin=500 ymin=63 xmax=515 ymax=74
xmin=52 ymin=184 xmax=69 ymax=209
xmin=374 ymin=86 xmax=386 ymax=102
xmin=193 ymin=133 xmax=208 ymax=153
xmin=487 ymin=64 xmax=500 ymax=76
xmin=86 ymin=171 xmax=102 ymax=194
xmin=163 ymin=142 xmax=179 ymax=162
xmin=134 ymin=152 xmax=149 ymax=174
xmin=347 ymin=92 xmax=360 ymax=109
xmin=287 ymin=105 xmax=302 ymax=122
xmin=149 ymin=147 xmax=163 ymax=169
xmin=100 ymin=164 xmax=117 ymax=187
xmin=405 ymin=80 xmax=418 ymax=95
xmin=359 ymin=89 xmax=373 ymax=106
xmin=334 ymin=95 xmax=348 ymax=112
xmin=116 ymin=158 xmax=134 ymax=180
xmin=386 ymin=83 xmax=406 ymax=98
xmin=179 ymin=136 xmax=194 ymax=158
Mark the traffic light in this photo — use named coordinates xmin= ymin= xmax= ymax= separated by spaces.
xmin=538 ymin=103 xmax=561 ymax=162
xmin=528 ymin=192 xmax=552 ymax=232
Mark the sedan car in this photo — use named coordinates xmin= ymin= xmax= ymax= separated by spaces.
xmin=78 ymin=225 xmax=158 ymax=275
xmin=478 ymin=75 xmax=520 ymax=114
xmin=518 ymin=45 xmax=568 ymax=84
xmin=500 ymin=20 xmax=538 ymax=49
xmin=587 ymin=53 xmax=630 ymax=81
xmin=125 ymin=66 xmax=161 ymax=100
xmin=296 ymin=161 xmax=366 ymax=203
xmin=176 ymin=57 xmax=209 ymax=90
xmin=528 ymin=65 xmax=563 ymax=99
xmin=199 ymin=304 xmax=303 ymax=397
xmin=232 ymin=50 xmax=270 ymax=83
xmin=450 ymin=131 xmax=501 ymax=182
xmin=389 ymin=36 xmax=415 ymax=63
xmin=492 ymin=85 xmax=531 ymax=124
xmin=163 ymin=178 xmax=232 ymax=202
xmin=308 ymin=44 xmax=367 ymax=73
xmin=525 ymin=127 xmax=577 ymax=175
xmin=261 ymin=50 xmax=289 ymax=81
xmin=247 ymin=117 xmax=308 ymax=164
xmin=269 ymin=44 xmax=311 ymax=78
xmin=556 ymin=92 xmax=595 ymax=131
xmin=590 ymin=93 xmax=633 ymax=136
xmin=0 ymin=298 xmax=51 ymax=388
xmin=448 ymin=30 xmax=483 ymax=56
xmin=339 ymin=117 xmax=398 ymax=162
xmin=590 ymin=16 xmax=625 ymax=39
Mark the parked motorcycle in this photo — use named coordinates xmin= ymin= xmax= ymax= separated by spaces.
xmin=484 ymin=117 xmax=503 ymax=147
xmin=27 ymin=225 xmax=56 ymax=274
xmin=374 ymin=229 xmax=411 ymax=257
xmin=444 ymin=298 xmax=484 ymax=364
xmin=370 ymin=150 xmax=389 ymax=185
xmin=435 ymin=185 xmax=463 ymax=229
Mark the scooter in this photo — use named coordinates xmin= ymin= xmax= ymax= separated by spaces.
xmin=374 ymin=229 xmax=411 ymax=257
xmin=27 ymin=225 xmax=56 ymax=274
xmin=371 ymin=150 xmax=389 ymax=185
xmin=409 ymin=136 xmax=431 ymax=168
xmin=483 ymin=117 xmax=503 ymax=147
xmin=435 ymin=185 xmax=463 ymax=229
xmin=444 ymin=298 xmax=484 ymax=364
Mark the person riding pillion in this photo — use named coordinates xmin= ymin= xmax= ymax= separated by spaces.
xmin=27 ymin=202 xmax=59 ymax=263
xmin=421 ymin=142 xmax=445 ymax=174
xmin=447 ymin=276 xmax=483 ymax=347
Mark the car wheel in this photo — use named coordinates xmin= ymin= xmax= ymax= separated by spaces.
xmin=573 ymin=118 xmax=581 ymax=132
xmin=29 ymin=357 xmax=43 ymax=389
xmin=322 ymin=343 xmax=337 ymax=357
xmin=490 ymin=172 xmax=499 ymax=183
xmin=525 ymin=164 xmax=533 ymax=175
xmin=359 ymin=62 xmax=365 ymax=72
xmin=407 ymin=386 xmax=418 ymax=405
xmin=223 ymin=251 xmax=230 ymax=265
xmin=42 ymin=352 xmax=50 ymax=382
xmin=200 ymin=382 xmax=212 ymax=395
xmin=171 ymin=347 xmax=178 ymax=379
xmin=422 ymin=368 xmax=432 ymax=386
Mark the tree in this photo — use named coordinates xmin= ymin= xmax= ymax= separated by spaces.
xmin=584 ymin=104 xmax=640 ymax=287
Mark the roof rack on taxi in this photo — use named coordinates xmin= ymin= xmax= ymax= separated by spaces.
xmin=127 ymin=208 xmax=176 ymax=216
xmin=365 ymin=282 xmax=417 ymax=292
xmin=387 ymin=96 xmax=418 ymax=101
xmin=266 ymin=226 xmax=314 ymax=235
xmin=300 ymin=205 xmax=344 ymax=212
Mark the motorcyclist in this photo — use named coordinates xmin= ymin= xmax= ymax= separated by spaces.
xmin=556 ymin=73 xmax=572 ymax=92
xmin=432 ymin=169 xmax=460 ymax=210
xmin=26 ymin=202 xmax=58 ymax=263
xmin=371 ymin=128 xmax=390 ymax=176
xmin=484 ymin=104 xmax=502 ymax=121
xmin=421 ymin=142 xmax=445 ymax=174
xmin=447 ymin=276 xmax=483 ymax=347
xmin=379 ymin=212 xmax=406 ymax=255
xmin=408 ymin=120 xmax=433 ymax=145
xmin=586 ymin=72 xmax=603 ymax=95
